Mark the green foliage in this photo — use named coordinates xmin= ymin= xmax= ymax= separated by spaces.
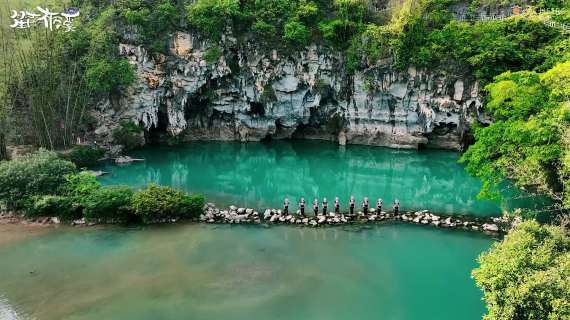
xmin=112 ymin=121 xmax=145 ymax=150
xmin=0 ymin=151 xmax=77 ymax=209
xmin=64 ymin=172 xmax=102 ymax=198
xmin=397 ymin=15 xmax=561 ymax=83
xmin=26 ymin=195 xmax=77 ymax=220
xmin=203 ymin=47 xmax=223 ymax=64
xmin=485 ymin=71 xmax=554 ymax=121
xmin=132 ymin=184 xmax=205 ymax=223
xmin=84 ymin=58 xmax=135 ymax=94
xmin=121 ymin=0 xmax=181 ymax=53
xmin=541 ymin=60 xmax=570 ymax=101
xmin=83 ymin=186 xmax=134 ymax=223
xmin=473 ymin=220 xmax=570 ymax=320
xmin=461 ymin=62 xmax=570 ymax=204
xmin=62 ymin=145 xmax=106 ymax=168
xmin=284 ymin=19 xmax=311 ymax=46
xmin=186 ymin=0 xmax=241 ymax=40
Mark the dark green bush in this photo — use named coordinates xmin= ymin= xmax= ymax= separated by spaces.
xmin=132 ymin=184 xmax=205 ymax=223
xmin=83 ymin=186 xmax=135 ymax=223
xmin=0 ymin=151 xmax=77 ymax=210
xmin=62 ymin=145 xmax=106 ymax=168
xmin=112 ymin=121 xmax=145 ymax=150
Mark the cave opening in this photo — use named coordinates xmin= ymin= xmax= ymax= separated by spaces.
xmin=147 ymin=103 xmax=170 ymax=144
xmin=248 ymin=102 xmax=265 ymax=117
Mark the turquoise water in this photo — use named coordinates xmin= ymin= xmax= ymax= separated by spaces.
xmin=99 ymin=141 xmax=530 ymax=216
xmin=0 ymin=224 xmax=493 ymax=320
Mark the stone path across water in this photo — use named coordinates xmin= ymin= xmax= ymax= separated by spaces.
xmin=201 ymin=203 xmax=513 ymax=235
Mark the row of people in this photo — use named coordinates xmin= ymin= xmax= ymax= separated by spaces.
xmin=283 ymin=197 xmax=400 ymax=216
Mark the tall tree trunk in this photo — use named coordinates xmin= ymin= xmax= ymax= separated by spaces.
xmin=0 ymin=132 xmax=7 ymax=161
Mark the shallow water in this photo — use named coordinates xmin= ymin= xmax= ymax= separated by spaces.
xmin=100 ymin=140 xmax=532 ymax=216
xmin=0 ymin=223 xmax=493 ymax=320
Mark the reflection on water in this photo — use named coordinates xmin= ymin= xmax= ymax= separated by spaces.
xmin=0 ymin=224 xmax=494 ymax=320
xmin=100 ymin=141 xmax=537 ymax=216
xmin=0 ymin=295 xmax=25 ymax=320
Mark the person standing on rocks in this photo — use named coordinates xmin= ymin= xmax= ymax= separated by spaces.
xmin=349 ymin=196 xmax=355 ymax=215
xmin=334 ymin=197 xmax=340 ymax=214
xmin=393 ymin=199 xmax=400 ymax=214
xmin=313 ymin=198 xmax=319 ymax=216
xmin=377 ymin=198 xmax=383 ymax=213
xmin=299 ymin=197 xmax=306 ymax=216
xmin=322 ymin=198 xmax=328 ymax=216
xmin=284 ymin=198 xmax=289 ymax=215
xmin=362 ymin=197 xmax=369 ymax=215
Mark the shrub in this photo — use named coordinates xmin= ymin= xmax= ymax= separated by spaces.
xmin=473 ymin=220 xmax=570 ymax=320
xmin=186 ymin=0 xmax=241 ymax=40
xmin=112 ymin=121 xmax=145 ymax=150
xmin=62 ymin=145 xmax=106 ymax=168
xmin=0 ymin=150 xmax=76 ymax=210
xmin=83 ymin=186 xmax=135 ymax=223
xmin=284 ymin=19 xmax=310 ymax=46
xmin=203 ymin=47 xmax=222 ymax=64
xmin=64 ymin=172 xmax=102 ymax=198
xmin=132 ymin=184 xmax=205 ymax=223
xmin=84 ymin=58 xmax=135 ymax=94
xmin=26 ymin=195 xmax=79 ymax=221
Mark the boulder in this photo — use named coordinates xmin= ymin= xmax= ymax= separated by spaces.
xmin=482 ymin=223 xmax=499 ymax=232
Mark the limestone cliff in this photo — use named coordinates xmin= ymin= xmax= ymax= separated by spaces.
xmin=93 ymin=32 xmax=483 ymax=150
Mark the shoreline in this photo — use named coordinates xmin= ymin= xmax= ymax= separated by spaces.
xmin=1 ymin=203 xmax=513 ymax=235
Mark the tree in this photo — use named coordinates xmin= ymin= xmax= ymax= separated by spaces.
xmin=460 ymin=62 xmax=570 ymax=205
xmin=284 ymin=19 xmax=310 ymax=46
xmin=472 ymin=220 xmax=570 ymax=320
xmin=186 ymin=0 xmax=241 ymax=40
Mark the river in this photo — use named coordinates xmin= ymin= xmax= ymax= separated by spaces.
xmin=1 ymin=140 xmax=529 ymax=319
xmin=99 ymin=140 xmax=533 ymax=216
xmin=0 ymin=224 xmax=493 ymax=320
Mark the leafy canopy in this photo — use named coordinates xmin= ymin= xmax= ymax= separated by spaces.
xmin=473 ymin=220 xmax=570 ymax=320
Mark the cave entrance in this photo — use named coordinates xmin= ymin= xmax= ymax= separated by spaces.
xmin=147 ymin=104 xmax=170 ymax=144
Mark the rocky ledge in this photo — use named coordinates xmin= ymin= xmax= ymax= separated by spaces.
xmin=93 ymin=32 xmax=483 ymax=151
xmin=201 ymin=203 xmax=513 ymax=234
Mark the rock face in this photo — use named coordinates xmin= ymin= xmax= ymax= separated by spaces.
xmin=93 ymin=32 xmax=482 ymax=150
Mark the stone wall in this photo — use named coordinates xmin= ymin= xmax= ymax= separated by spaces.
xmin=93 ymin=32 xmax=483 ymax=150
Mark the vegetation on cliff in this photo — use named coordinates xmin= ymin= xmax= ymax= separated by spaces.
xmin=460 ymin=62 xmax=570 ymax=211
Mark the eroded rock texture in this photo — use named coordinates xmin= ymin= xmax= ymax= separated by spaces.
xmin=93 ymin=32 xmax=482 ymax=150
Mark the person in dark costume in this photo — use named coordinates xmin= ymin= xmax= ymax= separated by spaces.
xmin=334 ymin=197 xmax=340 ymax=214
xmin=376 ymin=198 xmax=383 ymax=212
xmin=283 ymin=198 xmax=289 ymax=215
xmin=299 ymin=197 xmax=305 ymax=216
xmin=393 ymin=199 xmax=400 ymax=214
xmin=362 ymin=197 xmax=369 ymax=215
xmin=313 ymin=198 xmax=319 ymax=215
xmin=349 ymin=196 xmax=355 ymax=215
xmin=322 ymin=198 xmax=328 ymax=216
